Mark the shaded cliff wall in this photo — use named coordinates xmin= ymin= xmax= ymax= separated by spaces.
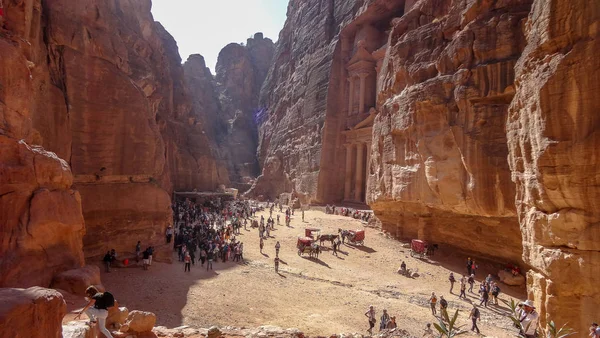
xmin=368 ymin=0 xmax=531 ymax=264
xmin=0 ymin=0 xmax=85 ymax=287
xmin=183 ymin=34 xmax=274 ymax=192
xmin=2 ymin=0 xmax=223 ymax=265
xmin=249 ymin=0 xmax=360 ymax=202
xmin=215 ymin=34 xmax=274 ymax=191
xmin=507 ymin=0 xmax=600 ymax=329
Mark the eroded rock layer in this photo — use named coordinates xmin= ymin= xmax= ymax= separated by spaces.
xmin=507 ymin=0 xmax=600 ymax=329
xmin=183 ymin=33 xmax=274 ymax=192
xmin=250 ymin=0 xmax=361 ymax=202
xmin=0 ymin=1 xmax=85 ymax=288
xmin=368 ymin=0 xmax=531 ymax=264
xmin=1 ymin=0 xmax=223 ymax=267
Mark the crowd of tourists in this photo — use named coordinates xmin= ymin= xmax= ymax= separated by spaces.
xmin=171 ymin=197 xmax=255 ymax=271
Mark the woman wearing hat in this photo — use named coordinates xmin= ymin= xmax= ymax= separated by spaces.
xmin=518 ymin=300 xmax=539 ymax=338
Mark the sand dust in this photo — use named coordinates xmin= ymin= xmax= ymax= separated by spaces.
xmin=99 ymin=209 xmax=525 ymax=337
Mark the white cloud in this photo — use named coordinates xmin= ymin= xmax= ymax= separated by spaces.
xmin=151 ymin=0 xmax=287 ymax=73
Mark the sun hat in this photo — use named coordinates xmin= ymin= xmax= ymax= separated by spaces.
xmin=520 ymin=300 xmax=536 ymax=308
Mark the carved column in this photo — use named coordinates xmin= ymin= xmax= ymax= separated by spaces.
xmin=344 ymin=144 xmax=353 ymax=200
xmin=354 ymin=142 xmax=364 ymax=202
xmin=359 ymin=73 xmax=368 ymax=114
xmin=365 ymin=142 xmax=372 ymax=196
xmin=347 ymin=77 xmax=354 ymax=115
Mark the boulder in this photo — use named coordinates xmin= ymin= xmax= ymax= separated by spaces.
xmin=0 ymin=287 xmax=66 ymax=338
xmin=107 ymin=303 xmax=129 ymax=329
xmin=124 ymin=310 xmax=156 ymax=333
xmin=498 ymin=270 xmax=525 ymax=286
xmin=62 ymin=321 xmax=97 ymax=338
xmin=51 ymin=265 xmax=101 ymax=296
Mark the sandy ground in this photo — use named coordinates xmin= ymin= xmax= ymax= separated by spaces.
xmin=99 ymin=209 xmax=525 ymax=337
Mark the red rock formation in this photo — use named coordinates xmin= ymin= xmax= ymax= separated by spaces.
xmin=0 ymin=287 xmax=67 ymax=338
xmin=368 ymin=0 xmax=531 ymax=264
xmin=184 ymin=33 xmax=274 ymax=192
xmin=19 ymin=0 xmax=223 ymax=260
xmin=507 ymin=0 xmax=600 ymax=329
xmin=0 ymin=1 xmax=85 ymax=288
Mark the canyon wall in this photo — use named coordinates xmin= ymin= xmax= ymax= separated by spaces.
xmin=249 ymin=0 xmax=361 ymax=202
xmin=0 ymin=0 xmax=85 ymax=288
xmin=184 ymin=34 xmax=274 ymax=192
xmin=368 ymin=0 xmax=531 ymax=264
xmin=507 ymin=0 xmax=600 ymax=329
xmin=1 ymin=0 xmax=224 ymax=271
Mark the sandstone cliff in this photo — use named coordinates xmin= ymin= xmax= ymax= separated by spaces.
xmin=507 ymin=0 xmax=600 ymax=329
xmin=249 ymin=0 xmax=361 ymax=202
xmin=1 ymin=0 xmax=224 ymax=271
xmin=184 ymin=33 xmax=274 ymax=192
xmin=368 ymin=0 xmax=531 ymax=264
xmin=0 ymin=1 xmax=85 ymax=287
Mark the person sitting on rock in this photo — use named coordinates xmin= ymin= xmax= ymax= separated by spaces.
xmin=75 ymin=286 xmax=114 ymax=338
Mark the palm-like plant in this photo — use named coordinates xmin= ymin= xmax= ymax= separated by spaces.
xmin=433 ymin=309 xmax=467 ymax=338
xmin=508 ymin=298 xmax=576 ymax=338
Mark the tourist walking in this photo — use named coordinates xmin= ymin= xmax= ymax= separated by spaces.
xmin=459 ymin=275 xmax=467 ymax=299
xmin=200 ymin=248 xmax=206 ymax=266
xmin=429 ymin=292 xmax=437 ymax=315
xmin=275 ymin=241 xmax=280 ymax=257
xmin=439 ymin=296 xmax=448 ymax=319
xmin=468 ymin=274 xmax=475 ymax=292
xmin=491 ymin=282 xmax=501 ymax=305
xmin=479 ymin=283 xmax=489 ymax=307
xmin=142 ymin=248 xmax=150 ymax=270
xmin=379 ymin=309 xmax=390 ymax=331
xmin=365 ymin=305 xmax=376 ymax=334
xmin=332 ymin=241 xmax=338 ymax=256
xmin=423 ymin=323 xmax=434 ymax=338
xmin=518 ymin=300 xmax=539 ymax=338
xmin=184 ymin=252 xmax=191 ymax=272
xmin=302 ymin=210 xmax=305 ymax=222
xmin=386 ymin=316 xmax=397 ymax=329
xmin=75 ymin=286 xmax=114 ymax=338
xmin=206 ymin=249 xmax=214 ymax=270
xmin=448 ymin=272 xmax=456 ymax=293
xmin=469 ymin=304 xmax=481 ymax=334
xmin=260 ymin=237 xmax=264 ymax=253
xmin=274 ymin=257 xmax=280 ymax=273
xmin=589 ymin=323 xmax=600 ymax=337
xmin=466 ymin=257 xmax=473 ymax=275
xmin=166 ymin=225 xmax=173 ymax=243
xmin=103 ymin=251 xmax=112 ymax=273
xmin=135 ymin=241 xmax=141 ymax=262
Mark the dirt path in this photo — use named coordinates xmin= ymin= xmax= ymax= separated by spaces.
xmin=100 ymin=209 xmax=525 ymax=337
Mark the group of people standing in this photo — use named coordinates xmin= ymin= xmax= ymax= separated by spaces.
xmin=170 ymin=198 xmax=253 ymax=272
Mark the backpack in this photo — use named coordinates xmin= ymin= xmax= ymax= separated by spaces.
xmin=101 ymin=291 xmax=115 ymax=308
xmin=440 ymin=299 xmax=448 ymax=308
xmin=431 ymin=296 xmax=437 ymax=303
xmin=472 ymin=308 xmax=480 ymax=318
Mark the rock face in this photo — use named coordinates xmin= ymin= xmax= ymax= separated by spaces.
xmin=0 ymin=0 xmax=85 ymax=288
xmin=506 ymin=0 xmax=600 ymax=329
xmin=0 ymin=287 xmax=66 ymax=338
xmin=249 ymin=0 xmax=361 ymax=202
xmin=0 ymin=0 xmax=225 ymax=266
xmin=184 ymin=33 xmax=275 ymax=192
xmin=51 ymin=265 xmax=102 ymax=296
xmin=368 ymin=0 xmax=531 ymax=264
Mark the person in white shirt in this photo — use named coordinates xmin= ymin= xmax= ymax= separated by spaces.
xmin=519 ymin=300 xmax=539 ymax=338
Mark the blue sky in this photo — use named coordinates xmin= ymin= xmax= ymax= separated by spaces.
xmin=151 ymin=0 xmax=288 ymax=73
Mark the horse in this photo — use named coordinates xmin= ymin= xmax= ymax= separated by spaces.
xmin=426 ymin=244 xmax=439 ymax=256
xmin=309 ymin=243 xmax=321 ymax=259
xmin=318 ymin=234 xmax=338 ymax=246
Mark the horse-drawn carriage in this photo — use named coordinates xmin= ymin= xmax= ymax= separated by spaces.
xmin=346 ymin=230 xmax=365 ymax=245
xmin=297 ymin=236 xmax=320 ymax=257
xmin=410 ymin=239 xmax=429 ymax=258
xmin=305 ymin=228 xmax=321 ymax=239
